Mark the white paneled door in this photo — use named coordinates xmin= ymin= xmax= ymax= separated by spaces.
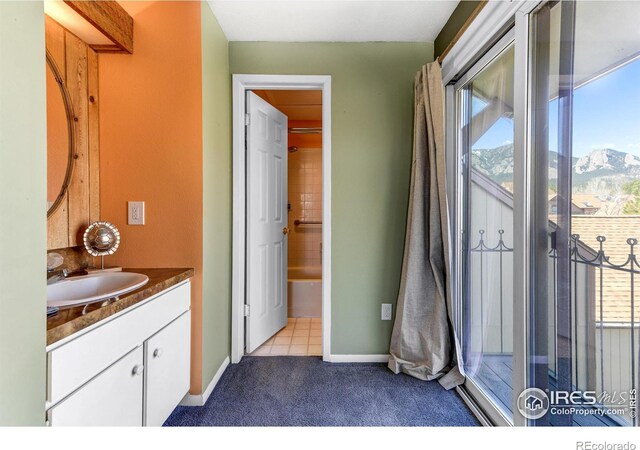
xmin=246 ymin=91 xmax=288 ymax=353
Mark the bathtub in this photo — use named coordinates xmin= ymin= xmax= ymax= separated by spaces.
xmin=288 ymin=266 xmax=322 ymax=318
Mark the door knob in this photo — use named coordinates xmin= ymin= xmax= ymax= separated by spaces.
xmin=132 ymin=364 xmax=144 ymax=376
xmin=153 ymin=348 xmax=163 ymax=358
xmin=282 ymin=227 xmax=289 ymax=235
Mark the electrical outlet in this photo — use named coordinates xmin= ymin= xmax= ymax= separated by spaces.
xmin=128 ymin=201 xmax=145 ymax=225
xmin=381 ymin=303 xmax=393 ymax=321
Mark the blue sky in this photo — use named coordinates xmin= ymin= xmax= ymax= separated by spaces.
xmin=473 ymin=57 xmax=640 ymax=157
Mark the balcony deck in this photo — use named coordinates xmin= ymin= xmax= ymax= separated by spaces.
xmin=478 ymin=355 xmax=623 ymax=426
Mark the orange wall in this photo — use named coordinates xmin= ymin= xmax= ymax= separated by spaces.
xmin=98 ymin=1 xmax=204 ymax=393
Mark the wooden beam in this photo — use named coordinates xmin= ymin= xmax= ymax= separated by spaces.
xmin=90 ymin=44 xmax=125 ymax=54
xmin=64 ymin=1 xmax=133 ymax=54
xmin=437 ymin=1 xmax=487 ymax=64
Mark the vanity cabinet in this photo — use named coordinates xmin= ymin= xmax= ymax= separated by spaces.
xmin=47 ymin=347 xmax=144 ymax=426
xmin=145 ymin=311 xmax=190 ymax=426
xmin=46 ymin=281 xmax=191 ymax=426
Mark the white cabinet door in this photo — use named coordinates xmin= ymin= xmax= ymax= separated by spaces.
xmin=48 ymin=346 xmax=144 ymax=426
xmin=144 ymin=311 xmax=191 ymax=426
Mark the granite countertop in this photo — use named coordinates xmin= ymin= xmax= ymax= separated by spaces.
xmin=47 ymin=268 xmax=194 ymax=346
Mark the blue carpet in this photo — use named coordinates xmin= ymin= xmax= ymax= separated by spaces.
xmin=164 ymin=356 xmax=479 ymax=426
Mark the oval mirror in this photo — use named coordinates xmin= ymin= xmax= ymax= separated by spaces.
xmin=46 ymin=51 xmax=75 ymax=216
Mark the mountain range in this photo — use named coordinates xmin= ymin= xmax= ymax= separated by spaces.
xmin=471 ymin=146 xmax=640 ymax=192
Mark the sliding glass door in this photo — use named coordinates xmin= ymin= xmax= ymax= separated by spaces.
xmin=452 ymin=0 xmax=640 ymax=426
xmin=527 ymin=0 xmax=640 ymax=426
xmin=456 ymin=32 xmax=516 ymax=425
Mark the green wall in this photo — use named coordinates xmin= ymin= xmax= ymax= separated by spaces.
xmin=0 ymin=2 xmax=47 ymax=425
xmin=230 ymin=42 xmax=433 ymax=354
xmin=434 ymin=1 xmax=482 ymax=58
xmin=201 ymin=4 xmax=232 ymax=386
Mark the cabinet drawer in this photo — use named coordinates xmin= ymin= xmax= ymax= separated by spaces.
xmin=145 ymin=311 xmax=191 ymax=426
xmin=48 ymin=346 xmax=144 ymax=426
xmin=47 ymin=282 xmax=190 ymax=406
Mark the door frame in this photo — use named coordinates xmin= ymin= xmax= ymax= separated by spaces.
xmin=231 ymin=74 xmax=332 ymax=364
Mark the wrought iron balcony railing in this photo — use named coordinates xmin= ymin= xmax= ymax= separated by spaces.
xmin=467 ymin=228 xmax=639 ymax=425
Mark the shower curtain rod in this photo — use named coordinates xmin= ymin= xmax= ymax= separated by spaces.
xmin=288 ymin=127 xmax=322 ymax=134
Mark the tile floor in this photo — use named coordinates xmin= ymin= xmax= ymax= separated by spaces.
xmin=249 ymin=317 xmax=322 ymax=356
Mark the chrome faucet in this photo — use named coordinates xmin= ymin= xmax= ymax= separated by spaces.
xmin=47 ymin=268 xmax=70 ymax=285
xmin=46 ymin=252 xmax=88 ymax=285
xmin=47 ymin=267 xmax=89 ymax=285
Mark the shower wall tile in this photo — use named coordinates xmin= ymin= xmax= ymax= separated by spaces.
xmin=288 ymin=148 xmax=322 ymax=268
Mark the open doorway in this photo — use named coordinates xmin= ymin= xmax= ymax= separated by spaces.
xmin=231 ymin=75 xmax=332 ymax=364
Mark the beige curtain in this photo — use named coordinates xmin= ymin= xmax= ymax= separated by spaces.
xmin=388 ymin=62 xmax=464 ymax=390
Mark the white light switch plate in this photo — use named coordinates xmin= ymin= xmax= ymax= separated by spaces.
xmin=381 ymin=303 xmax=393 ymax=321
xmin=128 ymin=201 xmax=145 ymax=225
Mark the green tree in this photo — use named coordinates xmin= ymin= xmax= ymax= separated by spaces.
xmin=623 ymin=180 xmax=640 ymax=214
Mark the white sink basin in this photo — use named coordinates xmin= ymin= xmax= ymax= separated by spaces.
xmin=47 ymin=272 xmax=149 ymax=308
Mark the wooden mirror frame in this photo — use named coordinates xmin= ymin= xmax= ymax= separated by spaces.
xmin=46 ymin=50 xmax=76 ymax=218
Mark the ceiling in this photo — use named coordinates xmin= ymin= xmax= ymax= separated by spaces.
xmin=253 ymin=90 xmax=322 ymax=121
xmin=208 ymin=1 xmax=459 ymax=42
xmin=549 ymin=1 xmax=640 ymax=91
xmin=472 ymin=1 xmax=640 ymax=111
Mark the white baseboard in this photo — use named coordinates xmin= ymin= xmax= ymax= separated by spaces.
xmin=180 ymin=356 xmax=230 ymax=407
xmin=327 ymin=354 xmax=389 ymax=363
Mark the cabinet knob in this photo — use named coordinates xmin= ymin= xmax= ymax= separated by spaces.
xmin=153 ymin=348 xmax=163 ymax=358
xmin=132 ymin=364 xmax=144 ymax=376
